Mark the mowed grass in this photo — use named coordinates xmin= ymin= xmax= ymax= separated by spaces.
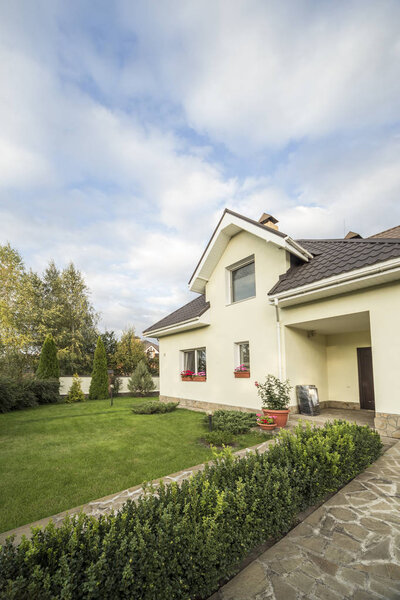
xmin=0 ymin=398 xmax=269 ymax=533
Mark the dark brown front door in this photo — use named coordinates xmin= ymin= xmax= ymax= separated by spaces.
xmin=357 ymin=347 xmax=375 ymax=410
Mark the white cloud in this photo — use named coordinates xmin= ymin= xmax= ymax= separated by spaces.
xmin=0 ymin=1 xmax=400 ymax=337
xmin=120 ymin=0 xmax=400 ymax=151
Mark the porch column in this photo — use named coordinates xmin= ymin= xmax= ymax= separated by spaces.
xmin=370 ymin=305 xmax=400 ymax=438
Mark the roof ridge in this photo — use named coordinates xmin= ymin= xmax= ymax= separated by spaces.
xmin=370 ymin=224 xmax=400 ymax=237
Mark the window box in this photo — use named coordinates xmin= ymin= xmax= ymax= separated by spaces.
xmin=193 ymin=375 xmax=206 ymax=382
xmin=234 ymin=371 xmax=250 ymax=378
xmin=181 ymin=376 xmax=193 ymax=381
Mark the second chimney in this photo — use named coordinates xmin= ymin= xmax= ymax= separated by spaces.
xmin=258 ymin=213 xmax=279 ymax=230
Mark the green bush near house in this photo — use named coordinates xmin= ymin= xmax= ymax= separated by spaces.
xmin=210 ymin=409 xmax=257 ymax=434
xmin=88 ymin=336 xmax=109 ymax=400
xmin=0 ymin=421 xmax=382 ymax=599
xmin=131 ymin=400 xmax=179 ymax=414
xmin=0 ymin=378 xmax=60 ymax=413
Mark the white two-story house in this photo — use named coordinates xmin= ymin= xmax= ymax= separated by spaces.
xmin=143 ymin=209 xmax=400 ymax=438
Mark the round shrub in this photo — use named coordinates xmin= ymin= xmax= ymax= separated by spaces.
xmin=131 ymin=401 xmax=179 ymax=414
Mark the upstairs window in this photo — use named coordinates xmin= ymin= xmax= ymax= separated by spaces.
xmin=231 ymin=259 xmax=255 ymax=303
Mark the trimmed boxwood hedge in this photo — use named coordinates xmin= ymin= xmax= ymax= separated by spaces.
xmin=0 ymin=421 xmax=382 ymax=600
xmin=0 ymin=377 xmax=60 ymax=413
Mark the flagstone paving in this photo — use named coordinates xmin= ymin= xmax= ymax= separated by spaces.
xmin=211 ymin=440 xmax=400 ymax=600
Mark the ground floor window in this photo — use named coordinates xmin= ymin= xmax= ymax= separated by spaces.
xmin=183 ymin=347 xmax=206 ymax=374
xmin=235 ymin=341 xmax=250 ymax=370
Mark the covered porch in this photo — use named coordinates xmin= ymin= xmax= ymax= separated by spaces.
xmin=283 ymin=310 xmax=380 ymax=426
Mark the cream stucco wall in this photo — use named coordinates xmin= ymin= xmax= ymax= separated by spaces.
xmin=284 ymin=328 xmax=328 ymax=405
xmin=158 ymin=230 xmax=288 ymax=410
xmin=326 ymin=331 xmax=371 ymax=405
xmin=280 ymin=282 xmax=400 ymax=414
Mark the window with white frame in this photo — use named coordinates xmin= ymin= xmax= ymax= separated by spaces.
xmin=229 ymin=257 xmax=255 ymax=303
xmin=235 ymin=341 xmax=250 ymax=370
xmin=182 ymin=347 xmax=206 ymax=374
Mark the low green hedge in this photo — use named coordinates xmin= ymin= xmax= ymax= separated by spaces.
xmin=210 ymin=409 xmax=257 ymax=434
xmin=0 ymin=377 xmax=60 ymax=413
xmin=0 ymin=422 xmax=382 ymax=600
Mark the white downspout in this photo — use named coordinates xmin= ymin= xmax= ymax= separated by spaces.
xmin=274 ymin=298 xmax=283 ymax=379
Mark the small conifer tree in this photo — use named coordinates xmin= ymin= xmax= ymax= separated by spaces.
xmin=128 ymin=360 xmax=155 ymax=396
xmin=89 ymin=336 xmax=109 ymax=399
xmin=36 ymin=334 xmax=59 ymax=379
xmin=66 ymin=374 xmax=85 ymax=403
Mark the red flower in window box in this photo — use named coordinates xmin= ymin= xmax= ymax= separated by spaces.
xmin=181 ymin=370 xmax=194 ymax=381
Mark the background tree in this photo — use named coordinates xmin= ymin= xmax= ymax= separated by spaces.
xmin=100 ymin=330 xmax=118 ymax=368
xmin=146 ymin=353 xmax=159 ymax=376
xmin=89 ymin=337 xmax=109 ymax=399
xmin=114 ymin=328 xmax=147 ymax=375
xmin=36 ymin=334 xmax=59 ymax=379
xmin=128 ymin=360 xmax=155 ymax=396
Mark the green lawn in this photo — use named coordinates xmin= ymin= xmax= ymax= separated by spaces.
xmin=0 ymin=398 xmax=270 ymax=533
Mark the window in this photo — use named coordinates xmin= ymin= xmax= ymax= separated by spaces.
xmin=238 ymin=342 xmax=250 ymax=369
xmin=231 ymin=259 xmax=255 ymax=303
xmin=183 ymin=347 xmax=206 ymax=374
xmin=235 ymin=341 xmax=250 ymax=369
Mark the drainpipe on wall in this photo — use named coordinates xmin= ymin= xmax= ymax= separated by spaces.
xmin=274 ymin=298 xmax=283 ymax=379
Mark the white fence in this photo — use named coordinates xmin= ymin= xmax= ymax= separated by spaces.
xmin=60 ymin=376 xmax=159 ymax=396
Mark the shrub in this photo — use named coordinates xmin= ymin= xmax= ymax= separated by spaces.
xmin=255 ymin=374 xmax=292 ymax=410
xmin=89 ymin=337 xmax=109 ymax=400
xmin=66 ymin=374 xmax=85 ymax=403
xmin=131 ymin=400 xmax=179 ymax=414
xmin=128 ymin=360 xmax=155 ymax=396
xmin=36 ymin=334 xmax=59 ymax=380
xmin=204 ymin=430 xmax=234 ymax=446
xmin=0 ymin=378 xmax=60 ymax=413
xmin=211 ymin=409 xmax=257 ymax=434
xmin=0 ymin=422 xmax=382 ymax=600
xmin=112 ymin=376 xmax=122 ymax=397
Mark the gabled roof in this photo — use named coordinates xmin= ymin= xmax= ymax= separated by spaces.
xmin=189 ymin=208 xmax=312 ymax=294
xmin=369 ymin=225 xmax=400 ymax=239
xmin=269 ymin=238 xmax=400 ymax=295
xmin=142 ymin=340 xmax=159 ymax=352
xmin=143 ymin=294 xmax=210 ymax=335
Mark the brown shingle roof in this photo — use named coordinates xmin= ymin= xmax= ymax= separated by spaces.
xmin=369 ymin=225 xmax=400 ymax=239
xmin=269 ymin=238 xmax=400 ymax=295
xmin=143 ymin=294 xmax=210 ymax=334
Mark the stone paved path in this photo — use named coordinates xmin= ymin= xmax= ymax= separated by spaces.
xmin=211 ymin=440 xmax=400 ymax=600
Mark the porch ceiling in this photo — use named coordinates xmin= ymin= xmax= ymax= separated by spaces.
xmin=287 ymin=310 xmax=370 ymax=335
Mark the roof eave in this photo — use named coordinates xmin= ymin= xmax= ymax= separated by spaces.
xmin=142 ymin=311 xmax=211 ymax=338
xmin=268 ymin=257 xmax=400 ymax=307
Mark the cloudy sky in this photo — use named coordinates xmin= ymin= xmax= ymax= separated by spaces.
xmin=1 ymin=1 xmax=400 ymax=335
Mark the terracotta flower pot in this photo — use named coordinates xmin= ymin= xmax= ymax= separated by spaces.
xmin=262 ymin=408 xmax=290 ymax=428
xmin=234 ymin=371 xmax=250 ymax=378
xmin=192 ymin=375 xmax=206 ymax=381
xmin=259 ymin=422 xmax=277 ymax=431
xmin=181 ymin=376 xmax=192 ymax=381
